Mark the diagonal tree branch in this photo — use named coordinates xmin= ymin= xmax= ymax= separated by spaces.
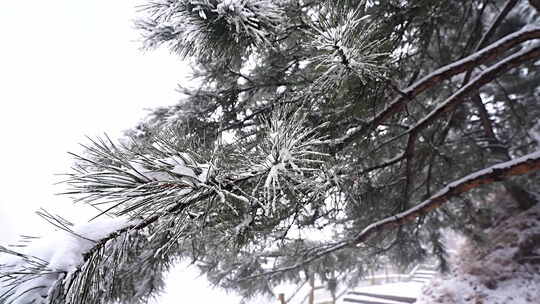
xmin=329 ymin=25 xmax=540 ymax=152
xmin=465 ymin=0 xmax=519 ymax=158
xmin=474 ymin=0 xmax=519 ymax=61
xmin=241 ymin=150 xmax=540 ymax=280
xmin=409 ymin=45 xmax=540 ymax=137
xmin=355 ymin=44 xmax=540 ymax=180
xmin=352 ymin=150 xmax=540 ymax=244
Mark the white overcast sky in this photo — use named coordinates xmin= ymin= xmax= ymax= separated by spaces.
xmin=0 ymin=1 xmax=241 ymax=303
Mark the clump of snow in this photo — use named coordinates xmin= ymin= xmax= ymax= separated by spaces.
xmin=190 ymin=0 xmax=282 ymax=44
xmin=529 ymin=120 xmax=540 ymax=144
xmin=127 ymin=154 xmax=209 ymax=184
xmin=0 ymin=216 xmax=137 ymax=304
xmin=234 ymin=214 xmax=253 ymax=235
xmin=417 ymin=201 xmax=540 ymax=304
xmin=215 ymin=0 xmax=244 ymax=15
xmin=48 ymin=217 xmax=136 ymax=272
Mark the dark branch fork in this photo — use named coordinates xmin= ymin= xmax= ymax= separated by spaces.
xmin=345 ymin=43 xmax=540 ymax=178
xmin=396 ymin=45 xmax=540 ymax=185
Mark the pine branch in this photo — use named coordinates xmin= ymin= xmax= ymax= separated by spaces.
xmin=306 ymin=4 xmax=389 ymax=88
xmin=136 ymin=0 xmax=284 ymax=59
xmin=352 ymin=150 xmax=540 ymax=243
xmin=462 ymin=0 xmax=518 ymax=156
xmin=471 ymin=0 xmax=519 ymax=75
xmin=410 ymin=45 xmax=540 ymax=137
xmin=328 ymin=25 xmax=540 ymax=152
xmin=394 ymin=44 xmax=540 ymax=178
xmin=238 ymin=150 xmax=540 ymax=280
xmin=335 ymin=40 xmax=540 ymax=184
xmin=0 ymin=110 xmax=329 ymax=303
xmin=4 ymin=3 xmax=540 ymax=302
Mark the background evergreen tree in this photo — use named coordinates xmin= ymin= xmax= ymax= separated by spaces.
xmin=2 ymin=0 xmax=540 ymax=303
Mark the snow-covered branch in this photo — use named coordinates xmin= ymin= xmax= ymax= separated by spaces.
xmin=0 ymin=110 xmax=330 ymax=303
xmin=239 ymin=150 xmax=540 ymax=280
xmin=388 ymin=44 xmax=540 ymax=179
xmin=327 ymin=36 xmax=540 ymax=183
xmin=137 ymin=0 xmax=284 ymax=58
xmin=329 ymin=25 xmax=540 ymax=151
xmin=0 ymin=217 xmax=136 ymax=304
xmin=411 ymin=45 xmax=540 ymax=134
xmin=352 ymin=150 xmax=540 ymax=243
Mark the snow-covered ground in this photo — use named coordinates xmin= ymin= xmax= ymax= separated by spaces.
xmin=269 ymin=276 xmax=428 ymax=304
xmin=351 ymin=281 xmax=424 ymax=298
xmin=417 ymin=199 xmax=540 ymax=304
xmin=343 ymin=282 xmax=424 ymax=304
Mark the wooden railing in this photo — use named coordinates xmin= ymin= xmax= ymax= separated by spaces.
xmin=276 ymin=264 xmax=437 ymax=304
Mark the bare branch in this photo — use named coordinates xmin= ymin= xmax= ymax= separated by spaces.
xmin=357 ymin=44 xmax=540 ymax=182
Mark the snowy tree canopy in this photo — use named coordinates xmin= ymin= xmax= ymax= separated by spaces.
xmin=2 ymin=0 xmax=540 ymax=303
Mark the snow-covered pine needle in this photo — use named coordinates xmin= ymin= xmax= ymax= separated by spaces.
xmin=306 ymin=3 xmax=389 ymax=89
xmin=238 ymin=107 xmax=329 ymax=213
xmin=0 ymin=217 xmax=137 ymax=304
xmin=62 ymin=131 xmax=212 ymax=219
xmin=137 ymin=0 xmax=284 ymax=59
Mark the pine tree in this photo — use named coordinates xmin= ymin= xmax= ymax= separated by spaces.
xmin=2 ymin=1 xmax=540 ymax=303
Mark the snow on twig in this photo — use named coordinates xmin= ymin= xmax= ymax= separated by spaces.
xmin=0 ymin=217 xmax=137 ymax=304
